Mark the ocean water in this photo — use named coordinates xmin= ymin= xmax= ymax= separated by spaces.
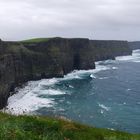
xmin=5 ymin=50 xmax=140 ymax=133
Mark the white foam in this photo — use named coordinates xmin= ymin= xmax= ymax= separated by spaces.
xmin=68 ymin=85 xmax=74 ymax=88
xmin=99 ymin=77 xmax=109 ymax=80
xmin=127 ymin=89 xmax=131 ymax=91
xmin=108 ymin=128 xmax=115 ymax=131
xmin=40 ymin=89 xmax=65 ymax=96
xmin=112 ymin=67 xmax=118 ymax=70
xmin=90 ymin=74 xmax=96 ymax=79
xmin=98 ymin=103 xmax=111 ymax=111
xmin=38 ymin=78 xmax=59 ymax=87
xmin=116 ymin=49 xmax=140 ymax=63
xmin=133 ymin=49 xmax=140 ymax=53
xmin=116 ymin=55 xmax=134 ymax=61
xmin=100 ymin=110 xmax=104 ymax=114
xmin=62 ymin=64 xmax=110 ymax=81
xmin=133 ymin=60 xmax=140 ymax=63
xmin=4 ymin=90 xmax=55 ymax=115
xmin=123 ymin=102 xmax=126 ymax=105
xmin=4 ymin=80 xmax=66 ymax=115
xmin=95 ymin=59 xmax=116 ymax=65
xmin=4 ymin=57 xmax=113 ymax=115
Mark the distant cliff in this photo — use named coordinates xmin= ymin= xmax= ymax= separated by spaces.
xmin=0 ymin=37 xmax=132 ymax=109
xmin=129 ymin=41 xmax=140 ymax=50
xmin=90 ymin=40 xmax=131 ymax=61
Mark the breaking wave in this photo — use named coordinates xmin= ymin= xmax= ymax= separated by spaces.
xmin=4 ymin=50 xmax=140 ymax=119
xmin=3 ymin=49 xmax=140 ymax=133
xmin=116 ymin=49 xmax=140 ymax=62
xmin=4 ymin=61 xmax=111 ymax=115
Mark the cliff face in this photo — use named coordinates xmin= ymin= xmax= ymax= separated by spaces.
xmin=90 ymin=40 xmax=132 ymax=61
xmin=129 ymin=41 xmax=140 ymax=50
xmin=0 ymin=38 xmax=132 ymax=109
xmin=23 ymin=38 xmax=96 ymax=75
xmin=0 ymin=41 xmax=36 ymax=107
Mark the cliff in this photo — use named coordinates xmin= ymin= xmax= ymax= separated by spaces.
xmin=129 ymin=41 xmax=140 ymax=50
xmin=0 ymin=37 xmax=132 ymax=109
xmin=90 ymin=40 xmax=132 ymax=61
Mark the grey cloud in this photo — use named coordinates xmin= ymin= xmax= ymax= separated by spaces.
xmin=0 ymin=0 xmax=140 ymax=41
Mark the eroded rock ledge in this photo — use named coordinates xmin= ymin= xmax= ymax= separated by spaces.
xmin=0 ymin=37 xmax=132 ymax=109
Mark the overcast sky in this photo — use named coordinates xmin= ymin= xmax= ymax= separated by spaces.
xmin=0 ymin=0 xmax=140 ymax=41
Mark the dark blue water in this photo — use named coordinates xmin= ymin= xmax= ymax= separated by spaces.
xmin=6 ymin=50 xmax=140 ymax=133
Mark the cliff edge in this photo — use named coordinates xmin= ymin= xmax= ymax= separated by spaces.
xmin=0 ymin=37 xmax=132 ymax=109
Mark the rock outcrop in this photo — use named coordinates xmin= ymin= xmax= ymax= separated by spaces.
xmin=0 ymin=37 xmax=132 ymax=109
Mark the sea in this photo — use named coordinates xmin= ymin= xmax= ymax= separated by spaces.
xmin=5 ymin=50 xmax=140 ymax=133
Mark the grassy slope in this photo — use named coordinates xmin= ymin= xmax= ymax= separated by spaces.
xmin=0 ymin=112 xmax=139 ymax=140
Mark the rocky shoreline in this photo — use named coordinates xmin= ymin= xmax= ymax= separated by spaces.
xmin=0 ymin=37 xmax=132 ymax=109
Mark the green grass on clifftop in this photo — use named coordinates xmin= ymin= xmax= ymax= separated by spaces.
xmin=0 ymin=112 xmax=139 ymax=140
xmin=21 ymin=38 xmax=51 ymax=43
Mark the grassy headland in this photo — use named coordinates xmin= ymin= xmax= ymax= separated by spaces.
xmin=0 ymin=112 xmax=139 ymax=140
xmin=21 ymin=38 xmax=51 ymax=43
